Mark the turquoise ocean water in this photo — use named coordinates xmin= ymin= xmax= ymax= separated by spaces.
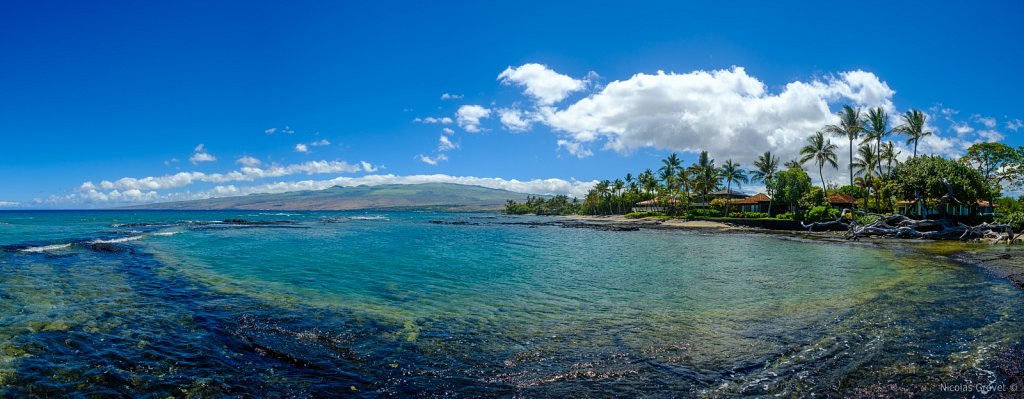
xmin=1 ymin=210 xmax=1022 ymax=397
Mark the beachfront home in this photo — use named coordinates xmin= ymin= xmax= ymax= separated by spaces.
xmin=827 ymin=193 xmax=856 ymax=211
xmin=896 ymin=199 xmax=996 ymax=217
xmin=688 ymin=189 xmax=750 ymax=209
xmin=734 ymin=193 xmax=772 ymax=213
xmin=632 ymin=198 xmax=681 ymax=213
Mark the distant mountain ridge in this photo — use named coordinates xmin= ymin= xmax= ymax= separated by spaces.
xmin=120 ymin=183 xmax=535 ymax=211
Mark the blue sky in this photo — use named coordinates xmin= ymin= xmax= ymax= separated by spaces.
xmin=1 ymin=1 xmax=1022 ymax=207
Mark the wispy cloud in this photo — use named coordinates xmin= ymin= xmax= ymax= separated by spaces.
xmin=264 ymin=126 xmax=295 ymax=135
xmin=415 ymin=153 xmax=448 ymax=165
xmin=413 ymin=116 xmax=453 ymax=124
xmin=0 ymin=201 xmax=19 ymax=207
xmin=189 ymin=144 xmax=217 ymax=164
xmin=440 ymin=93 xmax=464 ymax=100
xmin=236 ymin=156 xmax=261 ymax=167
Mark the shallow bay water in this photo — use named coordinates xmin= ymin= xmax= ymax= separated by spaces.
xmin=1 ymin=210 xmax=1022 ymax=397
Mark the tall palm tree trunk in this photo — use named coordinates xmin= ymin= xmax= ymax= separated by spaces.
xmin=848 ymin=139 xmax=854 ymax=186
xmin=725 ymin=179 xmax=732 ymax=216
xmin=819 ymin=165 xmax=827 ymax=201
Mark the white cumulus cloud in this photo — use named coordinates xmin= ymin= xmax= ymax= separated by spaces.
xmin=295 ymin=143 xmax=309 ymax=153
xmin=438 ymin=135 xmax=458 ymax=151
xmin=456 ymin=105 xmax=491 ymax=133
xmin=498 ymin=63 xmax=586 ymax=105
xmin=498 ymin=108 xmax=533 ymax=132
xmin=76 ymin=160 xmax=369 ymax=193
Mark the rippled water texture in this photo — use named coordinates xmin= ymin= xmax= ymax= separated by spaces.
xmin=1 ymin=211 xmax=1023 ymax=397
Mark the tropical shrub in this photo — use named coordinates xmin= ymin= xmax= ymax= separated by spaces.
xmin=804 ymin=205 xmax=839 ymax=222
xmin=689 ymin=209 xmax=722 ymax=218
xmin=775 ymin=212 xmax=797 ymax=220
xmin=710 ymin=198 xmax=727 ymax=211
xmin=996 ymin=211 xmax=1024 ymax=231
xmin=855 ymin=214 xmax=881 ymax=225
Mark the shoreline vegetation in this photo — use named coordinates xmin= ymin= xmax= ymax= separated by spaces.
xmin=506 ymin=105 xmax=1024 ymax=243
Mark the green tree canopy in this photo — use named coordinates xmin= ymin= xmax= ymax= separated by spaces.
xmin=890 ymin=155 xmax=987 ymax=204
xmin=771 ymin=167 xmax=812 ymax=212
xmin=960 ymin=142 xmax=1022 ymax=201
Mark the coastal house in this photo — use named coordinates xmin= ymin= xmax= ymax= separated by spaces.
xmin=827 ymin=193 xmax=856 ymax=210
xmin=690 ymin=189 xmax=750 ymax=209
xmin=733 ymin=193 xmax=772 ymax=213
xmin=632 ymin=198 xmax=681 ymax=213
xmin=896 ymin=199 xmax=996 ymax=217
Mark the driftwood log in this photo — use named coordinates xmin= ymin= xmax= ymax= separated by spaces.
xmin=842 ymin=214 xmax=1015 ymax=242
xmin=800 ymin=210 xmax=1018 ymax=242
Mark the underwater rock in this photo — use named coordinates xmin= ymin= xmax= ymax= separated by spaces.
xmin=88 ymin=243 xmax=129 ymax=253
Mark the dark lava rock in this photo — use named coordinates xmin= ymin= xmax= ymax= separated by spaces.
xmin=1010 ymin=274 xmax=1024 ymax=290
xmin=89 ymin=243 xmax=129 ymax=253
xmin=428 ymin=220 xmax=480 ymax=226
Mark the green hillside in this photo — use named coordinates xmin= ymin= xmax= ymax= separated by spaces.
xmin=121 ymin=183 xmax=535 ymax=211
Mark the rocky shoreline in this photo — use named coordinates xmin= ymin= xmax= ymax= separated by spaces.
xmin=949 ymin=248 xmax=1024 ymax=290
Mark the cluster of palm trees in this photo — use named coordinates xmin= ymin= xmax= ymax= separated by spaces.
xmin=583 ymin=150 xmax=756 ymax=215
xmin=801 ymin=105 xmax=930 ymax=210
xmin=582 ymin=104 xmax=933 ymax=216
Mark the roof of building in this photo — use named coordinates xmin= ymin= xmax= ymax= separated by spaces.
xmin=733 ymin=193 xmax=771 ymax=205
xmin=710 ymin=189 xmax=749 ymax=197
xmin=635 ymin=198 xmax=681 ymax=206
xmin=827 ymin=193 xmax=856 ymax=205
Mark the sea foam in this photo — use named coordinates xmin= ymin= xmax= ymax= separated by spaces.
xmin=21 ymin=243 xmax=73 ymax=253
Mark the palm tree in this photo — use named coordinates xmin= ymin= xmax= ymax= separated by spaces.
xmin=689 ymin=151 xmax=719 ymax=206
xmin=822 ymin=105 xmax=864 ymax=187
xmin=784 ymin=159 xmax=803 ymax=170
xmin=719 ymin=160 xmax=748 ymax=215
xmin=595 ymin=180 xmax=611 ymax=215
xmin=852 ymin=144 xmax=879 ymax=210
xmin=881 ymin=141 xmax=900 ymax=176
xmin=660 ymin=153 xmax=683 ymax=190
xmin=751 ymin=151 xmax=779 ymax=215
xmin=894 ymin=109 xmax=932 ymax=158
xmin=613 ymin=179 xmax=625 ymax=214
xmin=800 ymin=131 xmax=839 ymax=197
xmin=676 ymin=168 xmax=692 ymax=212
xmin=864 ymin=107 xmax=890 ymax=177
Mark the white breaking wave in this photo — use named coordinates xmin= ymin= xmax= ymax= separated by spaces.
xmin=21 ymin=243 xmax=72 ymax=253
xmin=348 ymin=216 xmax=389 ymax=221
xmin=90 ymin=235 xmax=146 ymax=244
xmin=151 ymin=231 xmax=182 ymax=236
